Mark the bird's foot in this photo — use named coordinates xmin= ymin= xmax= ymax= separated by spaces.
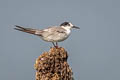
xmin=50 ymin=46 xmax=59 ymax=49
xmin=55 ymin=46 xmax=59 ymax=48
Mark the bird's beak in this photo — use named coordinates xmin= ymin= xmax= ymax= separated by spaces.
xmin=72 ymin=26 xmax=80 ymax=29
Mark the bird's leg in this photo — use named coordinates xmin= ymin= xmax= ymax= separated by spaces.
xmin=55 ymin=42 xmax=58 ymax=48
xmin=52 ymin=42 xmax=56 ymax=47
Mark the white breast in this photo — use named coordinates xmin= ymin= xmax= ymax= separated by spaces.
xmin=61 ymin=26 xmax=71 ymax=35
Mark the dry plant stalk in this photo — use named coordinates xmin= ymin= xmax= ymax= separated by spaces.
xmin=34 ymin=47 xmax=73 ymax=80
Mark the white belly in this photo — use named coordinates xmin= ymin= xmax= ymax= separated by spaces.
xmin=40 ymin=32 xmax=70 ymax=42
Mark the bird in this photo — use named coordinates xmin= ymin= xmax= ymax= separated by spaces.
xmin=14 ymin=22 xmax=80 ymax=48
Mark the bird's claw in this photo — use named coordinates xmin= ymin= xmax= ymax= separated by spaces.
xmin=55 ymin=46 xmax=59 ymax=48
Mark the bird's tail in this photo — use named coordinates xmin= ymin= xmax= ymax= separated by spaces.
xmin=14 ymin=25 xmax=37 ymax=35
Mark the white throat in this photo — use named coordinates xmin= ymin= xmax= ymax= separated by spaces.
xmin=61 ymin=26 xmax=71 ymax=35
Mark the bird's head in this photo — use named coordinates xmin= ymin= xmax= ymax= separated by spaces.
xmin=60 ymin=22 xmax=80 ymax=30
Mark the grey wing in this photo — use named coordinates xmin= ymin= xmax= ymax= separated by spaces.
xmin=41 ymin=26 xmax=68 ymax=42
xmin=41 ymin=27 xmax=66 ymax=37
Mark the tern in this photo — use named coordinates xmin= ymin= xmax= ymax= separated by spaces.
xmin=14 ymin=22 xmax=80 ymax=48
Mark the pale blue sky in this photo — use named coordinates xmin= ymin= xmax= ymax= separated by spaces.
xmin=0 ymin=0 xmax=120 ymax=80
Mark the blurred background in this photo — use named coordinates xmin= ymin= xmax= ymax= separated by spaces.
xmin=0 ymin=0 xmax=120 ymax=80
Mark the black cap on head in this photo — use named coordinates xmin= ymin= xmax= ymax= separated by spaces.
xmin=60 ymin=22 xmax=70 ymax=26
